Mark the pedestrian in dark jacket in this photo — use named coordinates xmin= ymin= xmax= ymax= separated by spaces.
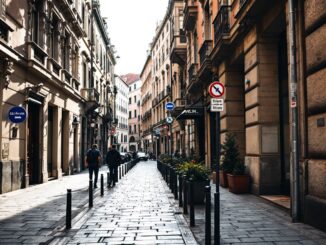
xmin=106 ymin=145 xmax=121 ymax=187
xmin=85 ymin=144 xmax=101 ymax=188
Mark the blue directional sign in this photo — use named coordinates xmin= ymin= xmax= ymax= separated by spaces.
xmin=165 ymin=102 xmax=175 ymax=111
xmin=8 ymin=106 xmax=27 ymax=123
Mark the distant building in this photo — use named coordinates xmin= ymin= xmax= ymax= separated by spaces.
xmin=123 ymin=74 xmax=142 ymax=152
xmin=115 ymin=76 xmax=129 ymax=152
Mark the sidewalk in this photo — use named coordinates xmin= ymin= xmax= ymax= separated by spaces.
xmin=56 ymin=160 xmax=198 ymax=245
xmin=185 ymin=184 xmax=326 ymax=245
xmin=0 ymin=167 xmax=108 ymax=244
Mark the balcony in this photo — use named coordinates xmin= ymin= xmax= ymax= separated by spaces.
xmin=186 ymin=63 xmax=199 ymax=94
xmin=184 ymin=0 xmax=198 ymax=31
xmin=199 ymin=40 xmax=213 ymax=66
xmin=81 ymin=88 xmax=100 ymax=103
xmin=171 ymin=98 xmax=187 ymax=117
xmin=170 ymin=30 xmax=187 ymax=65
xmin=213 ymin=6 xmax=231 ymax=45
xmin=27 ymin=41 xmax=48 ymax=66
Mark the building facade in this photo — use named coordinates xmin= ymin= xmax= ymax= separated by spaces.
xmin=123 ymin=74 xmax=141 ymax=152
xmin=151 ymin=11 xmax=172 ymax=156
xmin=114 ymin=75 xmax=129 ymax=152
xmin=140 ymin=55 xmax=153 ymax=154
xmin=0 ymin=0 xmax=116 ymax=193
xmin=170 ymin=0 xmax=326 ymax=231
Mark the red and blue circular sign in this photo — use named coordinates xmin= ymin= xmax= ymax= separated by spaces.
xmin=209 ymin=82 xmax=225 ymax=98
xmin=8 ymin=106 xmax=27 ymax=123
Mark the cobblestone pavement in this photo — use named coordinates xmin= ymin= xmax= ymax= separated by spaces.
xmin=185 ymin=184 xmax=326 ymax=245
xmin=57 ymin=160 xmax=197 ymax=245
xmin=0 ymin=167 xmax=109 ymax=244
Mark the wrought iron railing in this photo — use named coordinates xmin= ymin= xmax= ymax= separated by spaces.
xmin=213 ymin=6 xmax=231 ymax=44
xmin=188 ymin=63 xmax=198 ymax=82
xmin=81 ymin=88 xmax=100 ymax=103
xmin=199 ymin=40 xmax=213 ymax=66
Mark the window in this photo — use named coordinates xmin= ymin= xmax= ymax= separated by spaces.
xmin=50 ymin=15 xmax=59 ymax=59
xmin=31 ymin=0 xmax=43 ymax=44
xmin=134 ymin=110 xmax=137 ymax=118
xmin=62 ymin=32 xmax=70 ymax=70
xmin=129 ymin=126 xmax=132 ymax=134
xmin=129 ymin=98 xmax=131 ymax=104
xmin=134 ymin=96 xmax=136 ymax=103
xmin=134 ymin=125 xmax=136 ymax=133
xmin=134 ymin=84 xmax=136 ymax=89
xmin=129 ymin=111 xmax=131 ymax=119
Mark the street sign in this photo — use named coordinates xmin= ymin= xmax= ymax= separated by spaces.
xmin=209 ymin=82 xmax=225 ymax=98
xmin=165 ymin=102 xmax=175 ymax=111
xmin=211 ymin=98 xmax=224 ymax=112
xmin=8 ymin=106 xmax=27 ymax=123
xmin=166 ymin=116 xmax=173 ymax=124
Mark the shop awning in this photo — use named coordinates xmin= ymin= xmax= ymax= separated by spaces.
xmin=176 ymin=107 xmax=204 ymax=120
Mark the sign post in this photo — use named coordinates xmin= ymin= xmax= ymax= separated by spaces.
xmin=208 ymin=81 xmax=225 ymax=245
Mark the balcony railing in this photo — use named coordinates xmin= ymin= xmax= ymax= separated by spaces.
xmin=213 ymin=6 xmax=231 ymax=45
xmin=199 ymin=40 xmax=213 ymax=66
xmin=170 ymin=30 xmax=187 ymax=65
xmin=81 ymin=88 xmax=100 ymax=103
xmin=188 ymin=63 xmax=198 ymax=82
xmin=183 ymin=0 xmax=198 ymax=31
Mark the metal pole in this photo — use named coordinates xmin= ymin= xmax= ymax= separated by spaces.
xmin=66 ymin=189 xmax=72 ymax=229
xmin=205 ymin=186 xmax=211 ymax=245
xmin=189 ymin=178 xmax=195 ymax=227
xmin=100 ymin=174 xmax=104 ymax=196
xmin=179 ymin=174 xmax=183 ymax=207
xmin=288 ymin=0 xmax=300 ymax=223
xmin=89 ymin=180 xmax=93 ymax=208
xmin=214 ymin=111 xmax=220 ymax=245
xmin=183 ymin=175 xmax=188 ymax=215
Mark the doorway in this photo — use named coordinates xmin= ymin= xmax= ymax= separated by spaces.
xmin=278 ymin=31 xmax=290 ymax=195
xmin=28 ymin=102 xmax=41 ymax=185
xmin=47 ymin=106 xmax=54 ymax=178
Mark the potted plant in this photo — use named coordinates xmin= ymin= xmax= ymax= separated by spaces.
xmin=227 ymin=160 xmax=250 ymax=194
xmin=177 ymin=160 xmax=210 ymax=204
xmin=219 ymin=134 xmax=238 ymax=187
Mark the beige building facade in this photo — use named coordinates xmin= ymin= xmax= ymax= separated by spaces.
xmin=171 ymin=0 xmax=326 ymax=231
xmin=0 ymin=0 xmax=116 ymax=193
xmin=140 ymin=55 xmax=153 ymax=153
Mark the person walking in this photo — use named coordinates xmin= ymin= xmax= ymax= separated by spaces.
xmin=85 ymin=144 xmax=101 ymax=188
xmin=106 ymin=145 xmax=121 ymax=187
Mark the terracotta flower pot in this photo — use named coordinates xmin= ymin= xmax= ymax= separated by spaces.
xmin=219 ymin=170 xmax=228 ymax=188
xmin=227 ymin=174 xmax=250 ymax=194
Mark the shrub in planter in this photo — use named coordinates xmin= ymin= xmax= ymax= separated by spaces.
xmin=177 ymin=161 xmax=210 ymax=204
xmin=219 ymin=134 xmax=240 ymax=187
xmin=227 ymin=161 xmax=250 ymax=194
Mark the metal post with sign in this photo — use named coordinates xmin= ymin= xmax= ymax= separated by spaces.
xmin=166 ymin=102 xmax=175 ymax=159
xmin=208 ymin=81 xmax=225 ymax=245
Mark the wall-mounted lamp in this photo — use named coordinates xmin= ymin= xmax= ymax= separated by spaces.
xmin=245 ymin=79 xmax=250 ymax=86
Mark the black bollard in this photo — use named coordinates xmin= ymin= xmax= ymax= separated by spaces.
xmin=174 ymin=169 xmax=178 ymax=199
xmin=179 ymin=174 xmax=183 ymax=207
xmin=183 ymin=175 xmax=188 ymax=214
xmin=119 ymin=166 xmax=122 ymax=180
xmin=205 ymin=186 xmax=211 ymax=245
xmin=89 ymin=180 xmax=93 ymax=208
xmin=107 ymin=172 xmax=110 ymax=188
xmin=100 ymin=174 xmax=104 ymax=196
xmin=214 ymin=192 xmax=220 ymax=245
xmin=189 ymin=178 xmax=195 ymax=227
xmin=66 ymin=189 xmax=72 ymax=229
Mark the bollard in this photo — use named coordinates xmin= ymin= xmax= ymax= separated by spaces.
xmin=122 ymin=165 xmax=124 ymax=177
xmin=179 ymin=174 xmax=183 ymax=207
xmin=169 ymin=167 xmax=173 ymax=191
xmin=205 ymin=186 xmax=211 ymax=245
xmin=189 ymin=178 xmax=195 ymax=227
xmin=119 ymin=166 xmax=122 ymax=180
xmin=100 ymin=174 xmax=104 ymax=196
xmin=107 ymin=172 xmax=110 ymax=188
xmin=174 ymin=169 xmax=178 ymax=199
xmin=183 ymin=175 xmax=188 ymax=214
xmin=66 ymin=189 xmax=72 ymax=229
xmin=89 ymin=180 xmax=93 ymax=208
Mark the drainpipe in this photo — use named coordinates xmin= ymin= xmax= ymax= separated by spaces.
xmin=288 ymin=0 xmax=300 ymax=222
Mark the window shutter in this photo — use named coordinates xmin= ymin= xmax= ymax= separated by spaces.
xmin=0 ymin=0 xmax=6 ymax=20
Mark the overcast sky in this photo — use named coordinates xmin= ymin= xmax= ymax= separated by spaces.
xmin=100 ymin=0 xmax=169 ymax=76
